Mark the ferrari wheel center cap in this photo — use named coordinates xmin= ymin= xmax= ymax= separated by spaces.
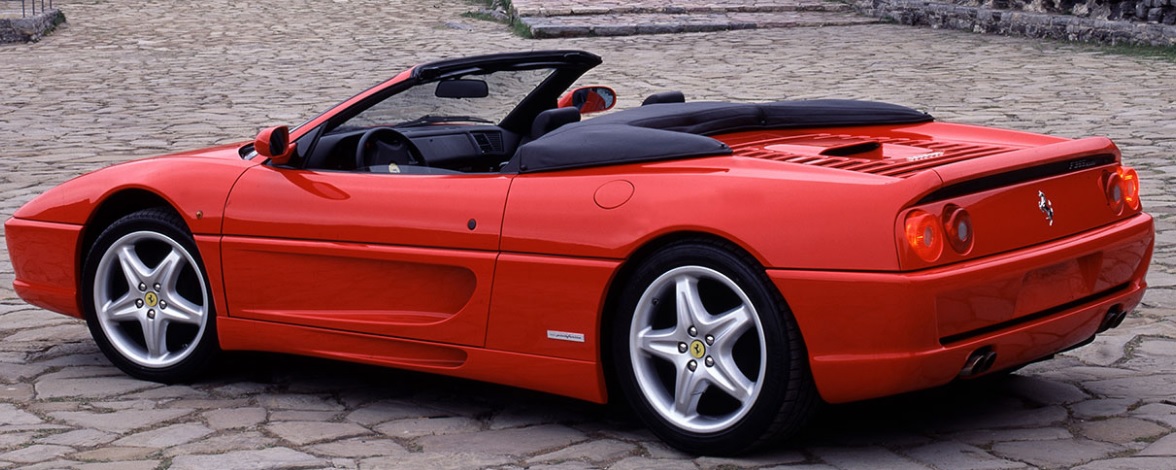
xmin=144 ymin=292 xmax=159 ymax=308
xmin=689 ymin=340 xmax=706 ymax=359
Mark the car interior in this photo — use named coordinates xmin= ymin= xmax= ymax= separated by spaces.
xmin=255 ymin=51 xmax=717 ymax=176
xmin=294 ymin=88 xmax=677 ymax=175
xmin=277 ymin=77 xmax=632 ymax=174
xmin=304 ymin=121 xmax=518 ymax=174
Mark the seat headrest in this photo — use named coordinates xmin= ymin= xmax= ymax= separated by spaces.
xmin=531 ymin=107 xmax=581 ymax=139
xmin=641 ymin=91 xmax=686 ymax=106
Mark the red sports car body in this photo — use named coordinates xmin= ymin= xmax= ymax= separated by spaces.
xmin=6 ymin=50 xmax=1153 ymax=454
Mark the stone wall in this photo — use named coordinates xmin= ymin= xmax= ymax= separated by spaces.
xmin=961 ymin=0 xmax=1175 ymax=24
xmin=853 ymin=0 xmax=1176 ymax=45
xmin=0 ymin=9 xmax=65 ymax=43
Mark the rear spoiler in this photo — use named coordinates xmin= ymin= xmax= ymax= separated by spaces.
xmin=917 ymin=137 xmax=1119 ymax=204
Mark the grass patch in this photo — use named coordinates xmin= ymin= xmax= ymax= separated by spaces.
xmin=511 ymin=19 xmax=533 ymax=39
xmin=461 ymin=0 xmax=533 ymax=38
xmin=501 ymin=0 xmax=534 ymax=38
xmin=1098 ymin=43 xmax=1176 ymax=62
xmin=461 ymin=10 xmax=497 ymax=22
xmin=1100 ymin=43 xmax=1176 ymax=61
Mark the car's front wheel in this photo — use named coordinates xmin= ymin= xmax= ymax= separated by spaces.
xmin=612 ymin=240 xmax=817 ymax=455
xmin=83 ymin=208 xmax=218 ymax=382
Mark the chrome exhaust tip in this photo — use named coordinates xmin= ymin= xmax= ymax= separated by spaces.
xmin=1099 ymin=307 xmax=1127 ymax=333
xmin=959 ymin=348 xmax=997 ymax=378
xmin=980 ymin=350 xmax=997 ymax=372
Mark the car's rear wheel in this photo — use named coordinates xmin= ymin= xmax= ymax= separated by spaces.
xmin=613 ymin=240 xmax=817 ymax=455
xmin=83 ymin=208 xmax=218 ymax=382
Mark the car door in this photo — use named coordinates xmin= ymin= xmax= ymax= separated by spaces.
xmin=219 ymin=164 xmax=511 ymax=346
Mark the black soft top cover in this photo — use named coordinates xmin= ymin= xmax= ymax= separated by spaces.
xmin=509 ymin=99 xmax=933 ymax=173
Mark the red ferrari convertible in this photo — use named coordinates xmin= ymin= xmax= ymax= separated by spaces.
xmin=6 ymin=50 xmax=1153 ymax=455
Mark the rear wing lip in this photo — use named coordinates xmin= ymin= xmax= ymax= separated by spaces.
xmin=917 ymin=137 xmax=1120 ymax=204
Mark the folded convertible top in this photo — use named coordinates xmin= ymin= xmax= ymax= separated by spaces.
xmin=508 ymin=100 xmax=933 ymax=173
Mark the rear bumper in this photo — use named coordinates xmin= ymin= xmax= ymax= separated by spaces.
xmin=770 ymin=213 xmax=1153 ymax=404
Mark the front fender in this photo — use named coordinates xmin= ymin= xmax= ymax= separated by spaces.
xmin=14 ymin=144 xmax=258 ymax=235
xmin=8 ymin=145 xmax=256 ymax=318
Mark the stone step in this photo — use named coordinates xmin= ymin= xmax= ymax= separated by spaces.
xmin=519 ymin=11 xmax=882 ymax=39
xmin=512 ymin=0 xmax=852 ymax=17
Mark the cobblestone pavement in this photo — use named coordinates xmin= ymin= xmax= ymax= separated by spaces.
xmin=2 ymin=0 xmax=1176 ymax=468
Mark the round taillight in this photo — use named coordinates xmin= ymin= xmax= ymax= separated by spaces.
xmin=905 ymin=210 xmax=944 ymax=262
xmin=943 ymin=205 xmax=974 ymax=255
xmin=1105 ymin=171 xmax=1124 ymax=215
xmin=1118 ymin=167 xmax=1140 ymax=211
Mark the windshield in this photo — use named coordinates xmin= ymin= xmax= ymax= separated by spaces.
xmin=333 ymin=68 xmax=555 ymax=132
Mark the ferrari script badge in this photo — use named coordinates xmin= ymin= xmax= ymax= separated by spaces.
xmin=1038 ymin=191 xmax=1054 ymax=226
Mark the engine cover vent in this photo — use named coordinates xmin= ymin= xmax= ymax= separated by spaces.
xmin=728 ymin=133 xmax=1021 ymax=178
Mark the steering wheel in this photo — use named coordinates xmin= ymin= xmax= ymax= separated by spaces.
xmin=355 ymin=127 xmax=424 ymax=170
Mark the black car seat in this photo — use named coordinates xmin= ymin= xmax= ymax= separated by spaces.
xmin=530 ymin=107 xmax=581 ymax=141
xmin=504 ymin=107 xmax=583 ymax=171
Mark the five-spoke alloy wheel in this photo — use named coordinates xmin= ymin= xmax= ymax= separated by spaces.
xmin=613 ymin=241 xmax=817 ymax=455
xmin=83 ymin=208 xmax=218 ymax=382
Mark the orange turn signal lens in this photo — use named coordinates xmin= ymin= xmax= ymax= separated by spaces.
xmin=905 ymin=210 xmax=944 ymax=262
xmin=1118 ymin=166 xmax=1140 ymax=211
xmin=942 ymin=205 xmax=974 ymax=255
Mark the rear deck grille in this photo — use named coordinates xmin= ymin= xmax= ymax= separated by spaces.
xmin=729 ymin=134 xmax=1020 ymax=178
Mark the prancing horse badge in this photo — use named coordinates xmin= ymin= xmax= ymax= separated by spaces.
xmin=1038 ymin=190 xmax=1054 ymax=226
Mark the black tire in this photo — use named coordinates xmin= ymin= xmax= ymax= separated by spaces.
xmin=82 ymin=208 xmax=218 ymax=383
xmin=611 ymin=240 xmax=818 ymax=455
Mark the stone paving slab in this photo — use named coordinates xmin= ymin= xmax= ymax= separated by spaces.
xmin=511 ymin=0 xmax=849 ymax=16
xmin=0 ymin=0 xmax=1174 ymax=469
xmin=511 ymin=0 xmax=870 ymax=38
xmin=521 ymin=11 xmax=880 ymax=38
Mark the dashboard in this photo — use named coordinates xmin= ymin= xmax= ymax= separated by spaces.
xmin=304 ymin=124 xmax=520 ymax=173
